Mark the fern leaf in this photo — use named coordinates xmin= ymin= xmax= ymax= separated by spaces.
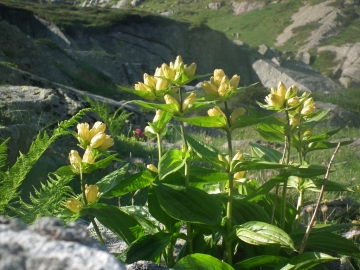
xmin=0 ymin=138 xmax=9 ymax=171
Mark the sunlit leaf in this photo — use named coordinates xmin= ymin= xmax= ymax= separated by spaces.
xmin=174 ymin=253 xmax=234 ymax=270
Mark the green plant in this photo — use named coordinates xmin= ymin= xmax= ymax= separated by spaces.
xmin=0 ymin=61 xmax=18 ymax=68
xmin=36 ymin=38 xmax=60 ymax=49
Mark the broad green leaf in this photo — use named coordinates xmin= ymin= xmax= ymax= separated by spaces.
xmin=116 ymin=85 xmax=157 ymax=100
xmin=302 ymin=124 xmax=346 ymax=144
xmin=287 ymin=177 xmax=352 ymax=192
xmin=158 ymin=149 xmax=186 ymax=180
xmin=98 ymin=169 xmax=155 ymax=198
xmin=234 ymin=221 xmax=296 ymax=250
xmin=147 ymin=111 xmax=173 ymax=134
xmin=231 ymin=159 xmax=289 ymax=173
xmin=231 ymin=198 xmax=270 ymax=225
xmin=125 ymin=232 xmax=173 ymax=263
xmin=148 ymin=186 xmax=180 ymax=233
xmin=121 ymin=205 xmax=159 ymax=234
xmin=84 ymin=203 xmax=145 ymax=245
xmin=174 ymin=253 xmax=234 ymax=270
xmin=304 ymin=140 xmax=353 ymax=154
xmin=133 ymin=100 xmax=180 ymax=113
xmin=154 ymin=183 xmax=222 ymax=225
xmin=250 ymin=142 xmax=283 ymax=162
xmin=96 ymin=164 xmax=128 ymax=195
xmin=275 ymin=252 xmax=337 ymax=270
xmin=246 ymin=175 xmax=288 ymax=201
xmin=233 ymin=255 xmax=288 ymax=270
xmin=189 ymin=166 xmax=228 ymax=183
xmin=175 ymin=115 xmax=228 ymax=129
xmin=80 ymin=154 xmax=118 ymax=174
xmin=179 ymin=234 xmax=221 ymax=261
xmin=287 ymin=165 xmax=328 ymax=178
xmin=290 ymin=223 xmax=356 ymax=238
xmin=231 ymin=113 xmax=277 ymax=130
xmin=293 ymin=232 xmax=360 ymax=259
xmin=303 ymin=109 xmax=330 ymax=123
xmin=182 ymin=100 xmax=218 ymax=116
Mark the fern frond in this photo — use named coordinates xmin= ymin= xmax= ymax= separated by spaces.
xmin=0 ymin=138 xmax=9 ymax=170
xmin=0 ymin=108 xmax=93 ymax=215
xmin=13 ymin=174 xmax=75 ymax=224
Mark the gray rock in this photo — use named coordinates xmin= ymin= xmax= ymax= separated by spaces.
xmin=231 ymin=0 xmax=265 ymax=15
xmin=130 ymin=0 xmax=143 ymax=7
xmin=252 ymin=59 xmax=341 ymax=93
xmin=316 ymin=102 xmax=360 ymax=127
xmin=258 ymin=44 xmax=278 ymax=59
xmin=0 ymin=216 xmax=126 ymax=270
xmin=207 ymin=2 xmax=223 ymax=10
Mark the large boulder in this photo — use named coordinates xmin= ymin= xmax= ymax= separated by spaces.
xmin=0 ymin=216 xmax=126 ymax=270
xmin=252 ymin=59 xmax=341 ymax=92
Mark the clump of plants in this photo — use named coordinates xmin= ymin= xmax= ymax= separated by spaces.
xmin=1 ymin=55 xmax=358 ymax=269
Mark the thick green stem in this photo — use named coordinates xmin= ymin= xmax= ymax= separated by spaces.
xmin=178 ymin=87 xmax=193 ymax=254
xmin=280 ymin=111 xmax=291 ymax=230
xmin=224 ymin=102 xmax=234 ymax=265
xmin=164 ymin=241 xmax=176 ymax=267
xmin=156 ymin=132 xmax=163 ymax=161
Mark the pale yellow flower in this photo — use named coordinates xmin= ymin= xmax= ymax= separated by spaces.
xmin=66 ymin=198 xmax=83 ymax=213
xmin=69 ymin=150 xmax=82 ymax=171
xmin=184 ymin=63 xmax=196 ymax=78
xmin=182 ymin=93 xmax=196 ymax=111
xmin=97 ymin=135 xmax=114 ymax=151
xmin=153 ymin=110 xmax=162 ymax=122
xmin=230 ymin=107 xmax=246 ymax=125
xmin=90 ymin=132 xmax=106 ymax=149
xmin=147 ymin=164 xmax=158 ymax=173
xmin=164 ymin=94 xmax=180 ymax=111
xmin=77 ymin=123 xmax=90 ymax=142
xmin=82 ymin=147 xmax=95 ymax=164
xmin=287 ymin=96 xmax=299 ymax=107
xmin=89 ymin=122 xmax=106 ymax=139
xmin=208 ymin=106 xmax=226 ymax=118
xmin=85 ymin=184 xmax=99 ymax=204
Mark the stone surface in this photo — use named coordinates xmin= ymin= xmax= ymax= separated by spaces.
xmin=252 ymin=59 xmax=341 ymax=93
xmin=207 ymin=2 xmax=223 ymax=10
xmin=0 ymin=216 xmax=126 ymax=270
xmin=231 ymin=0 xmax=265 ymax=15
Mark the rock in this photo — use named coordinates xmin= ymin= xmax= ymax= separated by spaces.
xmin=231 ymin=0 xmax=265 ymax=15
xmin=258 ymin=44 xmax=279 ymax=59
xmin=0 ymin=216 xmax=126 ymax=270
xmin=130 ymin=0 xmax=143 ymax=7
xmin=207 ymin=2 xmax=223 ymax=10
xmin=316 ymin=102 xmax=360 ymax=127
xmin=252 ymin=59 xmax=341 ymax=93
xmin=275 ymin=1 xmax=341 ymax=53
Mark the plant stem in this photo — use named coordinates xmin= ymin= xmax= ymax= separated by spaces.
xmin=280 ymin=111 xmax=291 ymax=230
xmin=156 ymin=132 xmax=163 ymax=160
xmin=299 ymin=142 xmax=341 ymax=254
xmin=294 ymin=190 xmax=304 ymax=230
xmin=224 ymin=101 xmax=233 ymax=265
xmin=80 ymin=168 xmax=105 ymax=246
xmin=178 ymin=87 xmax=193 ymax=254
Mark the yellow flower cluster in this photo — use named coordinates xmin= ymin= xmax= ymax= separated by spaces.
xmin=202 ymin=69 xmax=240 ymax=98
xmin=264 ymin=81 xmax=297 ymax=108
xmin=207 ymin=106 xmax=246 ymax=126
xmin=77 ymin=121 xmax=114 ymax=151
xmin=134 ymin=56 xmax=196 ymax=98
xmin=66 ymin=184 xmax=99 ymax=213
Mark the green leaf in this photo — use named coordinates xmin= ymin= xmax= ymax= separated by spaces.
xmin=231 ymin=113 xmax=277 ymax=130
xmin=250 ymin=142 xmax=283 ymax=162
xmin=275 ymin=252 xmax=337 ymax=270
xmin=174 ymin=254 xmax=234 ymax=270
xmin=98 ymin=169 xmax=155 ymax=198
xmin=231 ymin=198 xmax=270 ymax=225
xmin=287 ymin=177 xmax=352 ymax=192
xmin=84 ymin=203 xmax=145 ymax=245
xmin=234 ymin=221 xmax=296 ymax=250
xmin=133 ymin=100 xmax=180 ymax=113
xmin=189 ymin=166 xmax=229 ymax=183
xmin=125 ymin=232 xmax=173 ymax=263
xmin=175 ymin=115 xmax=228 ymax=129
xmin=290 ymin=223 xmax=356 ymax=238
xmin=148 ymin=186 xmax=180 ymax=233
xmin=231 ymin=160 xmax=289 ymax=173
xmin=304 ymin=140 xmax=353 ymax=154
xmin=158 ymin=149 xmax=186 ymax=180
xmin=233 ymin=255 xmax=288 ymax=270
xmin=96 ymin=164 xmax=129 ymax=194
xmin=154 ymin=183 xmax=222 ymax=225
xmin=293 ymin=232 xmax=360 ymax=259
xmin=117 ymin=85 xmax=157 ymax=100
xmin=120 ymin=205 xmax=159 ymax=234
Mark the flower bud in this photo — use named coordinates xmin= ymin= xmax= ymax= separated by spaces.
xmin=153 ymin=110 xmax=162 ymax=122
xmin=218 ymin=154 xmax=229 ymax=167
xmin=135 ymin=82 xmax=152 ymax=92
xmin=161 ymin=63 xmax=175 ymax=80
xmin=208 ymin=106 xmax=226 ymax=118
xmin=287 ymin=96 xmax=299 ymax=107
xmin=144 ymin=73 xmax=156 ymax=88
xmin=232 ymin=151 xmax=244 ymax=161
xmin=303 ymin=128 xmax=312 ymax=136
xmin=82 ymin=147 xmax=95 ymax=164
xmin=77 ymin=123 xmax=90 ymax=142
xmin=230 ymin=107 xmax=246 ymax=125
xmin=90 ymin=132 xmax=106 ymax=149
xmin=147 ymin=164 xmax=158 ymax=173
xmin=182 ymin=93 xmax=196 ymax=111
xmin=154 ymin=67 xmax=164 ymax=77
xmin=303 ymin=97 xmax=314 ymax=108
xmin=89 ymin=122 xmax=106 ymax=139
xmin=85 ymin=184 xmax=98 ymax=204
xmin=66 ymin=198 xmax=83 ymax=213
xmin=234 ymin=171 xmax=245 ymax=179
xmin=285 ymin=85 xmax=297 ymax=99
xmin=155 ymin=78 xmax=168 ymax=91
xmin=184 ymin=63 xmax=196 ymax=78
xmin=164 ymin=94 xmax=180 ymax=111
xmin=213 ymin=69 xmax=225 ymax=86
xmin=229 ymin=74 xmax=240 ymax=88
xmin=290 ymin=113 xmax=301 ymax=127
xmin=173 ymin=56 xmax=183 ymax=70
xmin=97 ymin=135 xmax=114 ymax=151
xmin=218 ymin=83 xmax=231 ymax=97
xmin=264 ymin=94 xmax=284 ymax=107
xmin=69 ymin=150 xmax=81 ymax=171
xmin=301 ymin=103 xmax=316 ymax=115
xmin=277 ymin=81 xmax=287 ymax=99
xmin=202 ymin=81 xmax=219 ymax=97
